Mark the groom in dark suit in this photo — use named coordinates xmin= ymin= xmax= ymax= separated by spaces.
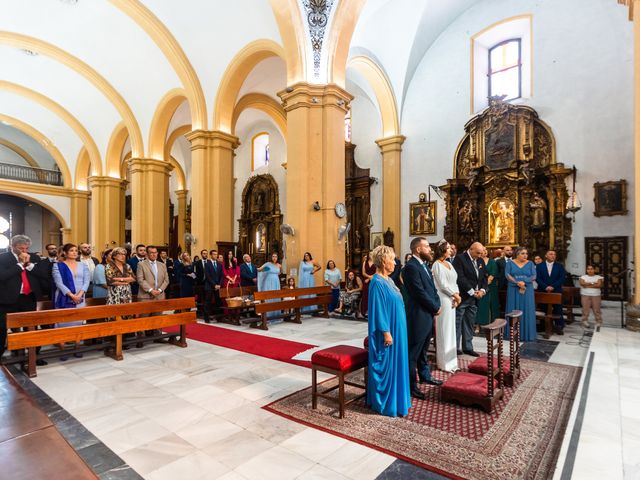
xmin=536 ymin=249 xmax=566 ymax=334
xmin=240 ymin=254 xmax=258 ymax=287
xmin=453 ymin=242 xmax=488 ymax=357
xmin=403 ymin=237 xmax=442 ymax=400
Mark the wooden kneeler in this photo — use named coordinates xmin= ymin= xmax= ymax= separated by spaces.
xmin=311 ymin=345 xmax=368 ymax=419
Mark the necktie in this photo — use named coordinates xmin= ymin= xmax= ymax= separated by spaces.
xmin=151 ymin=262 xmax=158 ymax=289
xmin=422 ymin=262 xmax=431 ymax=278
xmin=21 ymin=269 xmax=32 ymax=295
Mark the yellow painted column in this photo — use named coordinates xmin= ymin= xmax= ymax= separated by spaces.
xmin=128 ymin=158 xmax=173 ymax=246
xmin=60 ymin=228 xmax=72 ymax=245
xmin=175 ymin=189 xmax=188 ymax=253
xmin=279 ymin=83 xmax=352 ymax=275
xmin=69 ymin=190 xmax=90 ymax=245
xmin=376 ymin=135 xmax=406 ymax=247
xmin=634 ymin=8 xmax=640 ymax=304
xmin=186 ymin=130 xmax=239 ymax=251
xmin=88 ymin=176 xmax=125 ymax=252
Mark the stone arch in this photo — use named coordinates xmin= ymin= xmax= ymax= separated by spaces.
xmin=231 ymin=93 xmax=287 ymax=137
xmin=0 ymin=139 xmax=40 ymax=170
xmin=0 ymin=190 xmax=68 ymax=229
xmin=325 ymin=0 xmax=367 ymax=86
xmin=164 ymin=124 xmax=192 ymax=161
xmin=148 ymin=88 xmax=189 ymax=159
xmin=268 ymin=0 xmax=307 ymax=83
xmin=74 ymin=148 xmax=91 ymax=190
xmin=213 ymin=39 xmax=286 ymax=133
xmin=106 ymin=122 xmax=130 ymax=178
xmin=168 ymin=155 xmax=186 ymax=190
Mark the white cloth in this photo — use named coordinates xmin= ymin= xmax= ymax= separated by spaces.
xmin=546 ymin=261 xmax=554 ymax=276
xmin=431 ymin=260 xmax=459 ymax=372
xmin=580 ymin=274 xmax=603 ymax=296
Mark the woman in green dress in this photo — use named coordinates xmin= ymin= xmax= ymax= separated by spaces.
xmin=477 ymin=247 xmax=500 ymax=325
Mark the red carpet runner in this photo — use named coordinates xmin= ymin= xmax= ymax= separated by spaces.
xmin=164 ymin=323 xmax=315 ymax=368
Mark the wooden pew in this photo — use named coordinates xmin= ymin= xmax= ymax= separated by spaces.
xmin=534 ymin=292 xmax=562 ymax=339
xmin=217 ymin=286 xmax=258 ymax=325
xmin=562 ymin=286 xmax=581 ymax=324
xmin=6 ymin=297 xmax=196 ymax=377
xmin=251 ymin=286 xmax=332 ymax=331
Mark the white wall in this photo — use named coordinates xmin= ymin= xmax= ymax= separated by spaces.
xmin=400 ymin=0 xmax=633 ymax=274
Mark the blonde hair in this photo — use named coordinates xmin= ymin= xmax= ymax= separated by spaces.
xmin=371 ymin=245 xmax=395 ymax=270
xmin=111 ymin=247 xmax=127 ymax=258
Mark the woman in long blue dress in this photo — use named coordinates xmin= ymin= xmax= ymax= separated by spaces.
xmin=298 ymin=252 xmax=321 ymax=312
xmin=366 ymin=245 xmax=411 ymax=417
xmin=505 ymin=246 xmax=537 ymax=341
xmin=92 ymin=249 xmax=112 ymax=299
xmin=258 ymin=252 xmax=282 ymax=318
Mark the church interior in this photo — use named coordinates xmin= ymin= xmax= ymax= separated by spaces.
xmin=0 ymin=1 xmax=639 ymax=479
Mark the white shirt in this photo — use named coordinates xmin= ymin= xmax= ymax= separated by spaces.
xmin=81 ymin=256 xmax=96 ymax=276
xmin=149 ymin=261 xmax=158 ymax=290
xmin=546 ymin=261 xmax=554 ymax=276
xmin=580 ymin=274 xmax=603 ymax=296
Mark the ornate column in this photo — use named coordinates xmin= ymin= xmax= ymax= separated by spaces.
xmin=279 ymin=83 xmax=352 ymax=274
xmin=128 ymin=158 xmax=173 ymax=246
xmin=88 ymin=176 xmax=125 ymax=251
xmin=175 ymin=189 xmax=188 ymax=253
xmin=185 ymin=130 xmax=239 ymax=251
xmin=376 ymin=135 xmax=406 ymax=246
xmin=69 ymin=190 xmax=90 ymax=245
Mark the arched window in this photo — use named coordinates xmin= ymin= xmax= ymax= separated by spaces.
xmin=488 ymin=39 xmax=521 ymax=101
xmin=252 ymin=133 xmax=269 ymax=171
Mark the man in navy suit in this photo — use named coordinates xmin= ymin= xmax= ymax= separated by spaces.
xmin=453 ymin=242 xmax=488 ymax=357
xmin=240 ymin=254 xmax=258 ymax=287
xmin=403 ymin=237 xmax=442 ymax=400
xmin=203 ymin=249 xmax=223 ymax=323
xmin=127 ymin=244 xmax=146 ymax=296
xmin=536 ymin=249 xmax=566 ymax=334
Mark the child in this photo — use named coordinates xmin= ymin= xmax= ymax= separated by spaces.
xmin=579 ymin=265 xmax=603 ymax=329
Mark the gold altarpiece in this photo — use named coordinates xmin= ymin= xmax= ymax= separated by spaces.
xmin=441 ymin=99 xmax=573 ymax=259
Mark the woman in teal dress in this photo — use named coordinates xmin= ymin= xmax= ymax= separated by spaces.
xmin=367 ymin=245 xmax=411 ymax=417
xmin=258 ymin=252 xmax=282 ymax=318
xmin=477 ymin=247 xmax=500 ymax=325
xmin=298 ymin=251 xmax=321 ymax=312
xmin=505 ymin=247 xmax=537 ymax=341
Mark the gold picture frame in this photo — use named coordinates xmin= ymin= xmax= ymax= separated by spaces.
xmin=370 ymin=232 xmax=383 ymax=250
xmin=594 ymin=180 xmax=627 ymax=217
xmin=410 ymin=201 xmax=437 ymax=236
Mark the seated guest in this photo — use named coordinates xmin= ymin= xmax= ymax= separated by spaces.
xmin=92 ymin=249 xmax=112 ymax=299
xmin=176 ymin=252 xmax=196 ymax=298
xmin=580 ymin=265 xmax=604 ymax=329
xmin=240 ymin=254 xmax=258 ymax=287
xmin=536 ymin=249 xmax=566 ymax=334
xmin=324 ymin=260 xmax=342 ymax=312
xmin=52 ymin=243 xmax=91 ymax=360
xmin=366 ymin=245 xmax=411 ymax=417
xmin=505 ymin=247 xmax=537 ymax=341
xmin=334 ymin=270 xmax=363 ymax=316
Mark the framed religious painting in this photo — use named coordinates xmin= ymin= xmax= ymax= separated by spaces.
xmin=370 ymin=232 xmax=383 ymax=250
xmin=594 ymin=180 xmax=627 ymax=217
xmin=409 ymin=201 xmax=437 ymax=236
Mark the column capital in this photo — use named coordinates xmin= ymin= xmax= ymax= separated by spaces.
xmin=70 ymin=189 xmax=91 ymax=200
xmin=175 ymin=189 xmax=189 ymax=200
xmin=88 ymin=176 xmax=126 ymax=189
xmin=376 ymin=135 xmax=406 ymax=152
xmin=128 ymin=158 xmax=173 ymax=176
xmin=278 ymin=82 xmax=353 ymax=114
xmin=186 ymin=130 xmax=240 ymax=151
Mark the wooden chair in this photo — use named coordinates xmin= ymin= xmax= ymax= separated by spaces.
xmin=441 ymin=318 xmax=506 ymax=413
xmin=311 ymin=345 xmax=368 ymax=418
xmin=467 ymin=310 xmax=522 ymax=387
xmin=5 ymin=297 xmax=196 ymax=377
xmin=251 ymin=286 xmax=332 ymax=330
xmin=534 ymin=292 xmax=563 ymax=338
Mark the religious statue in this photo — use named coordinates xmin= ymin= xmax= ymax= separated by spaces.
xmin=488 ymin=199 xmax=515 ymax=244
xmin=529 ymin=192 xmax=547 ymax=228
xmin=354 ymin=229 xmax=362 ymax=250
xmin=459 ymin=200 xmax=475 ymax=233
xmin=383 ymin=228 xmax=394 ymax=247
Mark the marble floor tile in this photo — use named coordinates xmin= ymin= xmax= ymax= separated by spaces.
xmin=296 ymin=464 xmax=351 ymax=480
xmin=244 ymin=411 xmax=306 ymax=444
xmin=98 ymin=418 xmax=171 ymax=454
xmin=134 ymin=397 xmax=210 ymax=431
xmin=318 ymin=441 xmax=396 ymax=480
xmin=233 ymin=381 xmax=283 ymax=402
xmin=145 ymin=450 xmax=230 ymax=480
xmin=233 ymin=445 xmax=315 ymax=480
xmin=119 ymin=433 xmax=197 ymax=475
xmin=280 ymin=428 xmax=349 ymax=463
xmin=175 ymin=413 xmax=244 ymax=449
xmin=202 ymin=430 xmax=277 ymax=470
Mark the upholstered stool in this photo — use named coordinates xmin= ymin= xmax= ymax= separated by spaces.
xmin=363 ymin=336 xmax=369 ymax=349
xmin=311 ymin=345 xmax=368 ymax=418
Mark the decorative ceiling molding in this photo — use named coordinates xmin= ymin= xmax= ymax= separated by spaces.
xmin=300 ymin=0 xmax=336 ymax=80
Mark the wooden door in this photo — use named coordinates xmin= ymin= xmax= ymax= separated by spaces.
xmin=585 ymin=236 xmax=628 ymax=300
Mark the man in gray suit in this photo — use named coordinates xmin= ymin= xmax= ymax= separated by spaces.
xmin=136 ymin=246 xmax=170 ymax=337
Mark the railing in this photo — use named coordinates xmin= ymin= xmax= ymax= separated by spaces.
xmin=0 ymin=162 xmax=63 ymax=186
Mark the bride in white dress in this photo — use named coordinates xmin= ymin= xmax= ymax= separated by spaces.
xmin=431 ymin=240 xmax=461 ymax=373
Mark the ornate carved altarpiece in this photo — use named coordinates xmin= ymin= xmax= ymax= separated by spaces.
xmin=442 ymin=99 xmax=573 ymax=259
xmin=345 ymin=142 xmax=374 ymax=270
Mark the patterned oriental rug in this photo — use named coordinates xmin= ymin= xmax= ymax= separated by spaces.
xmin=264 ymin=359 xmax=581 ymax=480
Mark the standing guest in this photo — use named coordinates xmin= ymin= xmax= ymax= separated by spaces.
xmin=240 ymin=254 xmax=258 ymax=287
xmin=175 ymin=252 xmax=197 ymax=298
xmin=404 ymin=237 xmax=442 ymax=400
xmin=44 ymin=243 xmax=58 ymax=263
xmin=258 ymin=252 xmax=282 ymax=318
xmin=79 ymin=243 xmax=99 ymax=277
xmin=448 ymin=243 xmax=457 ymax=263
xmin=495 ymin=245 xmax=513 ymax=290
xmin=477 ymin=247 xmax=500 ymax=326
xmin=222 ymin=251 xmax=240 ymax=289
xmin=452 ymin=242 xmax=487 ymax=357
xmin=106 ymin=248 xmax=136 ymax=305
xmin=127 ymin=244 xmax=146 ymax=296
xmin=52 ymin=243 xmax=90 ymax=360
xmin=361 ymin=252 xmax=376 ymax=316
xmin=431 ymin=240 xmax=461 ymax=373
xmin=404 ymin=253 xmax=412 ymax=266
xmin=298 ymin=252 xmax=321 ymax=312
xmin=194 ymin=249 xmax=209 ymax=285
xmin=92 ymin=249 xmax=113 ymax=299
xmin=324 ymin=260 xmax=342 ymax=312
xmin=159 ymin=250 xmax=175 ymax=298
xmin=536 ymin=249 xmax=566 ymax=334
xmin=137 ymin=246 xmax=169 ymax=301
xmin=390 ymin=254 xmax=402 ymax=288
xmin=505 ymin=247 xmax=537 ymax=341
xmin=43 ymin=243 xmax=59 ymax=299
xmin=580 ymin=265 xmax=604 ymax=329
xmin=0 ymin=235 xmax=49 ymax=362
xmin=335 ymin=269 xmax=363 ymax=316
xmin=203 ymin=249 xmax=223 ymax=322
xmin=366 ymin=245 xmax=411 ymax=417
xmin=533 ymin=254 xmax=543 ymax=265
